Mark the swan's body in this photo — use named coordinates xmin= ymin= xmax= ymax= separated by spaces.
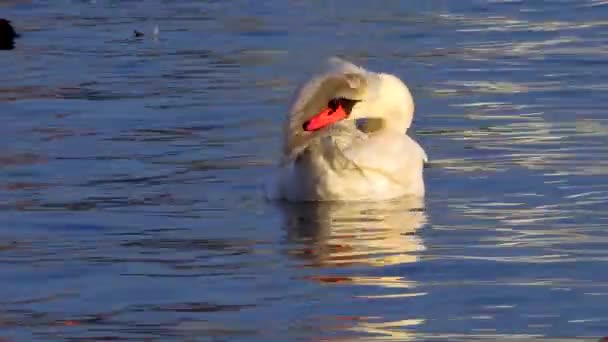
xmin=268 ymin=58 xmax=427 ymax=202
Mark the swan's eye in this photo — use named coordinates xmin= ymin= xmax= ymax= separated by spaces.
xmin=327 ymin=98 xmax=359 ymax=115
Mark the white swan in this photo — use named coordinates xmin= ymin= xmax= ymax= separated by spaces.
xmin=268 ymin=58 xmax=427 ymax=202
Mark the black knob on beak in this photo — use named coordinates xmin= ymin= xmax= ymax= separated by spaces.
xmin=302 ymin=121 xmax=310 ymax=131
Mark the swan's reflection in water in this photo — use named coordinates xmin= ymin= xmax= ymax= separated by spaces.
xmin=283 ymin=196 xmax=427 ymax=267
xmin=281 ymin=197 xmax=428 ymax=340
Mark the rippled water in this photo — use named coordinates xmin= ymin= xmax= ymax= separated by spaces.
xmin=2 ymin=1 xmax=608 ymax=341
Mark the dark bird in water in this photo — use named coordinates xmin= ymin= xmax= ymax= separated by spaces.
xmin=133 ymin=26 xmax=158 ymax=39
xmin=0 ymin=18 xmax=18 ymax=50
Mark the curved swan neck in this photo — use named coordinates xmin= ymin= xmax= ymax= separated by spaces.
xmin=357 ymin=73 xmax=415 ymax=133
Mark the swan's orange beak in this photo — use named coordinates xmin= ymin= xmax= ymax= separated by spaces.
xmin=302 ymin=105 xmax=348 ymax=132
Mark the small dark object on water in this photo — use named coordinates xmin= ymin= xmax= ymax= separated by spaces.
xmin=0 ymin=18 xmax=18 ymax=50
xmin=134 ymin=30 xmax=144 ymax=38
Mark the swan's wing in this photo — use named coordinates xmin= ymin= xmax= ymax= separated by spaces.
xmin=342 ymin=132 xmax=427 ymax=177
xmin=283 ymin=58 xmax=371 ymax=162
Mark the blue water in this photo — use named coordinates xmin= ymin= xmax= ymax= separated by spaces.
xmin=1 ymin=1 xmax=608 ymax=341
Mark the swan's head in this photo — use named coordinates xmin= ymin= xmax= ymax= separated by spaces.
xmin=297 ymin=61 xmax=415 ymax=134
xmin=283 ymin=58 xmax=415 ymax=161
